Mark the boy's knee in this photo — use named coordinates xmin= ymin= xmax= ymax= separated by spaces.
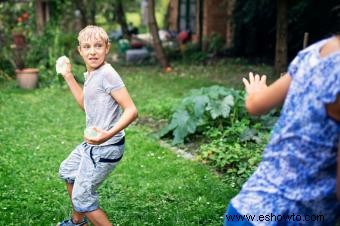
xmin=58 ymin=160 xmax=75 ymax=183
xmin=72 ymin=190 xmax=99 ymax=213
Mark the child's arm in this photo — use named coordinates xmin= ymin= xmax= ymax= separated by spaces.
xmin=337 ymin=138 xmax=340 ymax=201
xmin=326 ymin=95 xmax=340 ymax=122
xmin=60 ymin=63 xmax=84 ymax=110
xmin=85 ymin=87 xmax=138 ymax=145
xmin=243 ymin=72 xmax=291 ymax=116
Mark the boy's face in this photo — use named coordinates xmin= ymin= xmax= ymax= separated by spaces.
xmin=78 ymin=38 xmax=110 ymax=72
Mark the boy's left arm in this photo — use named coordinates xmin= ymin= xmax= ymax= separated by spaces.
xmin=85 ymin=87 xmax=138 ymax=145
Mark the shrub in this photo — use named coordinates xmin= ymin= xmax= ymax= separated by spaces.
xmin=158 ymin=86 xmax=246 ymax=145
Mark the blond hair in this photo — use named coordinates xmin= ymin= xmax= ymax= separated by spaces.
xmin=77 ymin=25 xmax=110 ymax=45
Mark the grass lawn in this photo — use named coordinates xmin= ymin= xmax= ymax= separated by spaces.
xmin=0 ymin=62 xmax=272 ymax=225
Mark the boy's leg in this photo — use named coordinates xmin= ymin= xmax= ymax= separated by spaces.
xmin=71 ymin=143 xmax=124 ymax=225
xmin=59 ymin=143 xmax=88 ymax=225
xmin=66 ymin=183 xmax=87 ymax=224
xmin=85 ymin=208 xmax=112 ymax=226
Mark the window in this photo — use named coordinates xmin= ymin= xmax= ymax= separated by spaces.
xmin=178 ymin=0 xmax=197 ymax=33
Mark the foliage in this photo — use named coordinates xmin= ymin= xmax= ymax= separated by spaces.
xmin=12 ymin=11 xmax=30 ymax=36
xmin=199 ymin=117 xmax=273 ymax=188
xmin=35 ymin=24 xmax=79 ymax=87
xmin=181 ymin=42 xmax=208 ymax=63
xmin=166 ymin=33 xmax=227 ymax=64
xmin=158 ymin=86 xmax=246 ymax=145
xmin=232 ymin=0 xmax=339 ymax=62
xmin=205 ymin=33 xmax=226 ymax=55
xmin=0 ymin=1 xmax=36 ymax=71
xmin=155 ymin=79 xmax=278 ymax=187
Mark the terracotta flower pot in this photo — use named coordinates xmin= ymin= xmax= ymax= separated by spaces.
xmin=16 ymin=68 xmax=39 ymax=89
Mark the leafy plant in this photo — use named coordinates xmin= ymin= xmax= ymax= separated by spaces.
xmin=205 ymin=33 xmax=225 ymax=55
xmin=199 ymin=118 xmax=270 ymax=187
xmin=158 ymin=86 xmax=245 ymax=145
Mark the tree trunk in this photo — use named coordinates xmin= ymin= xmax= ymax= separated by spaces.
xmin=78 ymin=0 xmax=96 ymax=27
xmin=274 ymin=0 xmax=288 ymax=77
xmin=78 ymin=3 xmax=88 ymax=27
xmin=147 ymin=0 xmax=170 ymax=69
xmin=115 ymin=0 xmax=129 ymax=39
xmin=225 ymin=0 xmax=236 ymax=49
xmin=35 ymin=0 xmax=44 ymax=35
xmin=89 ymin=0 xmax=96 ymax=25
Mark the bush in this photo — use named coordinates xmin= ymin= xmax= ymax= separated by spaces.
xmin=158 ymin=85 xmax=279 ymax=187
xmin=158 ymin=86 xmax=246 ymax=145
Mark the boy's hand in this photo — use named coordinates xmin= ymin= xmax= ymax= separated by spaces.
xmin=242 ymin=72 xmax=267 ymax=95
xmin=56 ymin=56 xmax=73 ymax=78
xmin=84 ymin=127 xmax=111 ymax=145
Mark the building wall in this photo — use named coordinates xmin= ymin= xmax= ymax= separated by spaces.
xmin=167 ymin=0 xmax=234 ymax=48
xmin=168 ymin=0 xmax=179 ymax=32
xmin=203 ymin=0 xmax=227 ymax=40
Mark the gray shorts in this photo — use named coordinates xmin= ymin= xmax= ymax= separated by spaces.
xmin=59 ymin=138 xmax=124 ymax=212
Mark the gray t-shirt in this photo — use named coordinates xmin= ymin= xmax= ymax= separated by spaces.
xmin=83 ymin=63 xmax=125 ymax=146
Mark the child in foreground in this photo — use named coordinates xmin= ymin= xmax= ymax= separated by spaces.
xmin=225 ymin=35 xmax=340 ymax=226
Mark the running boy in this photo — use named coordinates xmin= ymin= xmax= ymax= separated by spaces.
xmin=57 ymin=25 xmax=138 ymax=226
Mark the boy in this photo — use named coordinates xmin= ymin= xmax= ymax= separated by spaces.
xmin=57 ymin=25 xmax=138 ymax=226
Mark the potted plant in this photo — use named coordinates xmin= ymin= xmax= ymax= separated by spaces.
xmin=12 ymin=11 xmax=39 ymax=90
xmin=12 ymin=11 xmax=29 ymax=49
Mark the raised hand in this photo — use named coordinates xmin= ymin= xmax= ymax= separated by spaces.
xmin=56 ymin=56 xmax=72 ymax=78
xmin=242 ymin=72 xmax=267 ymax=95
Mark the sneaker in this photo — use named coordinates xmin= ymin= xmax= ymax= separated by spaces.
xmin=57 ymin=217 xmax=88 ymax=226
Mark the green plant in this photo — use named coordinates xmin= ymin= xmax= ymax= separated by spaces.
xmin=29 ymin=24 xmax=79 ymax=87
xmin=199 ymin=118 xmax=271 ymax=188
xmin=205 ymin=33 xmax=225 ymax=55
xmin=12 ymin=11 xmax=30 ymax=36
xmin=158 ymin=86 xmax=245 ymax=145
xmin=182 ymin=42 xmax=208 ymax=63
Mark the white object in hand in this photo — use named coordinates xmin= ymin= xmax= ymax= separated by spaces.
xmin=56 ymin=56 xmax=70 ymax=74
xmin=84 ymin=127 xmax=98 ymax=138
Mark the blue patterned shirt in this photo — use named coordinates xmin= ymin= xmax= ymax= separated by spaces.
xmin=231 ymin=37 xmax=340 ymax=225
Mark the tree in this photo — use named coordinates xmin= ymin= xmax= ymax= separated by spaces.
xmin=274 ymin=0 xmax=288 ymax=76
xmin=147 ymin=0 xmax=170 ymax=70
xmin=114 ymin=0 xmax=129 ymax=39
xmin=77 ymin=0 xmax=96 ymax=26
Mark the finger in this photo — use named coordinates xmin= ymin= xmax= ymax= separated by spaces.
xmin=254 ymin=74 xmax=260 ymax=82
xmin=92 ymin=127 xmax=103 ymax=133
xmin=260 ymin=75 xmax=267 ymax=85
xmin=249 ymin=72 xmax=254 ymax=83
xmin=242 ymin=78 xmax=250 ymax=88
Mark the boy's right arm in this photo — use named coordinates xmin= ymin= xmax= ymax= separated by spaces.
xmin=61 ymin=63 xmax=84 ymax=110
xmin=243 ymin=72 xmax=291 ymax=116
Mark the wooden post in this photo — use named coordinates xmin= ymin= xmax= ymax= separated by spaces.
xmin=303 ymin=32 xmax=309 ymax=49
xmin=274 ymin=0 xmax=288 ymax=77
xmin=35 ymin=0 xmax=44 ymax=35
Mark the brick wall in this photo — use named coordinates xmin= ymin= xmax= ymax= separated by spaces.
xmin=168 ymin=0 xmax=179 ymax=31
xmin=203 ymin=0 xmax=227 ymax=40
xmin=166 ymin=0 xmax=234 ymax=47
